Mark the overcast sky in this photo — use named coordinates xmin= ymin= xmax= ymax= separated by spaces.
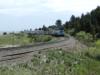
xmin=0 ymin=0 xmax=100 ymax=32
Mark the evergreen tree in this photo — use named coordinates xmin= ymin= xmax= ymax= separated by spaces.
xmin=64 ymin=6 xmax=100 ymax=39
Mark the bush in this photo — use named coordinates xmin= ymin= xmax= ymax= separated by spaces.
xmin=42 ymin=35 xmax=52 ymax=42
xmin=67 ymin=28 xmax=75 ymax=35
xmin=76 ymin=31 xmax=92 ymax=41
xmin=3 ymin=32 xmax=7 ymax=35
xmin=76 ymin=31 xmax=93 ymax=45
xmin=85 ymin=46 xmax=100 ymax=61
xmin=34 ymin=35 xmax=52 ymax=42
xmin=95 ymin=40 xmax=100 ymax=48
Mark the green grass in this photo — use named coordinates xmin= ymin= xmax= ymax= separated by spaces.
xmin=0 ymin=48 xmax=100 ymax=75
xmin=32 ymin=35 xmax=52 ymax=42
xmin=0 ymin=34 xmax=30 ymax=46
xmin=0 ymin=32 xmax=100 ymax=75
xmin=0 ymin=34 xmax=53 ymax=47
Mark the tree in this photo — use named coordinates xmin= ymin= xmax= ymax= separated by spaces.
xmin=64 ymin=6 xmax=100 ymax=39
xmin=55 ymin=20 xmax=64 ymax=30
xmin=74 ymin=17 xmax=81 ymax=32
xmin=55 ymin=20 xmax=62 ymax=27
xmin=42 ymin=25 xmax=48 ymax=31
xmin=3 ymin=32 xmax=7 ymax=35
xmin=39 ymin=28 xmax=42 ymax=30
xmin=70 ymin=15 xmax=76 ymax=28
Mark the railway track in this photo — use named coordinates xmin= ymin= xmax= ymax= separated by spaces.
xmin=0 ymin=37 xmax=68 ymax=51
xmin=0 ymin=36 xmax=76 ymax=65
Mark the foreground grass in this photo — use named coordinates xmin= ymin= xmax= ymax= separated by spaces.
xmin=0 ymin=48 xmax=100 ymax=75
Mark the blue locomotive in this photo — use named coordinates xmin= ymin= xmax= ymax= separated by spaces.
xmin=51 ymin=30 xmax=64 ymax=36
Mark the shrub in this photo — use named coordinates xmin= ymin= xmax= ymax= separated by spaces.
xmin=95 ymin=40 xmax=100 ymax=48
xmin=76 ymin=31 xmax=92 ymax=41
xmin=3 ymin=32 xmax=7 ymax=35
xmin=34 ymin=35 xmax=52 ymax=42
xmin=85 ymin=46 xmax=100 ymax=61
xmin=67 ymin=28 xmax=75 ymax=35
xmin=76 ymin=31 xmax=93 ymax=45
xmin=42 ymin=35 xmax=52 ymax=42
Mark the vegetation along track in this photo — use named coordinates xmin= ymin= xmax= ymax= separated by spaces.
xmin=0 ymin=36 xmax=80 ymax=65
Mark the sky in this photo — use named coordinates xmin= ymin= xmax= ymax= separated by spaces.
xmin=0 ymin=0 xmax=100 ymax=32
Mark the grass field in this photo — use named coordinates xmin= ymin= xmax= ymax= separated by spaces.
xmin=0 ymin=48 xmax=100 ymax=75
xmin=0 ymin=34 xmax=30 ymax=46
xmin=0 ymin=32 xmax=100 ymax=75
xmin=0 ymin=34 xmax=53 ymax=47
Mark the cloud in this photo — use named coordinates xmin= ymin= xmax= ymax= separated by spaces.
xmin=0 ymin=0 xmax=99 ymax=16
xmin=0 ymin=0 xmax=100 ymax=31
xmin=0 ymin=0 xmax=50 ymax=16
xmin=44 ymin=0 xmax=100 ymax=13
xmin=0 ymin=0 xmax=38 ymax=8
xmin=0 ymin=8 xmax=37 ymax=16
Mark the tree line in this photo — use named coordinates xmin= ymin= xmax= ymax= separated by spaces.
xmin=37 ymin=19 xmax=63 ymax=31
xmin=64 ymin=6 xmax=100 ymax=39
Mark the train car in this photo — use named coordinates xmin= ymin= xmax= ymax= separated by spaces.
xmin=51 ymin=30 xmax=64 ymax=36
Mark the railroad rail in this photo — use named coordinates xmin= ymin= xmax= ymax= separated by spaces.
xmin=0 ymin=36 xmax=73 ymax=65
xmin=0 ymin=37 xmax=68 ymax=51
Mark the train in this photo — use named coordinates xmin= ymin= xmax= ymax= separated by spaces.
xmin=51 ymin=30 xmax=64 ymax=36
xmin=24 ymin=29 xmax=65 ymax=37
